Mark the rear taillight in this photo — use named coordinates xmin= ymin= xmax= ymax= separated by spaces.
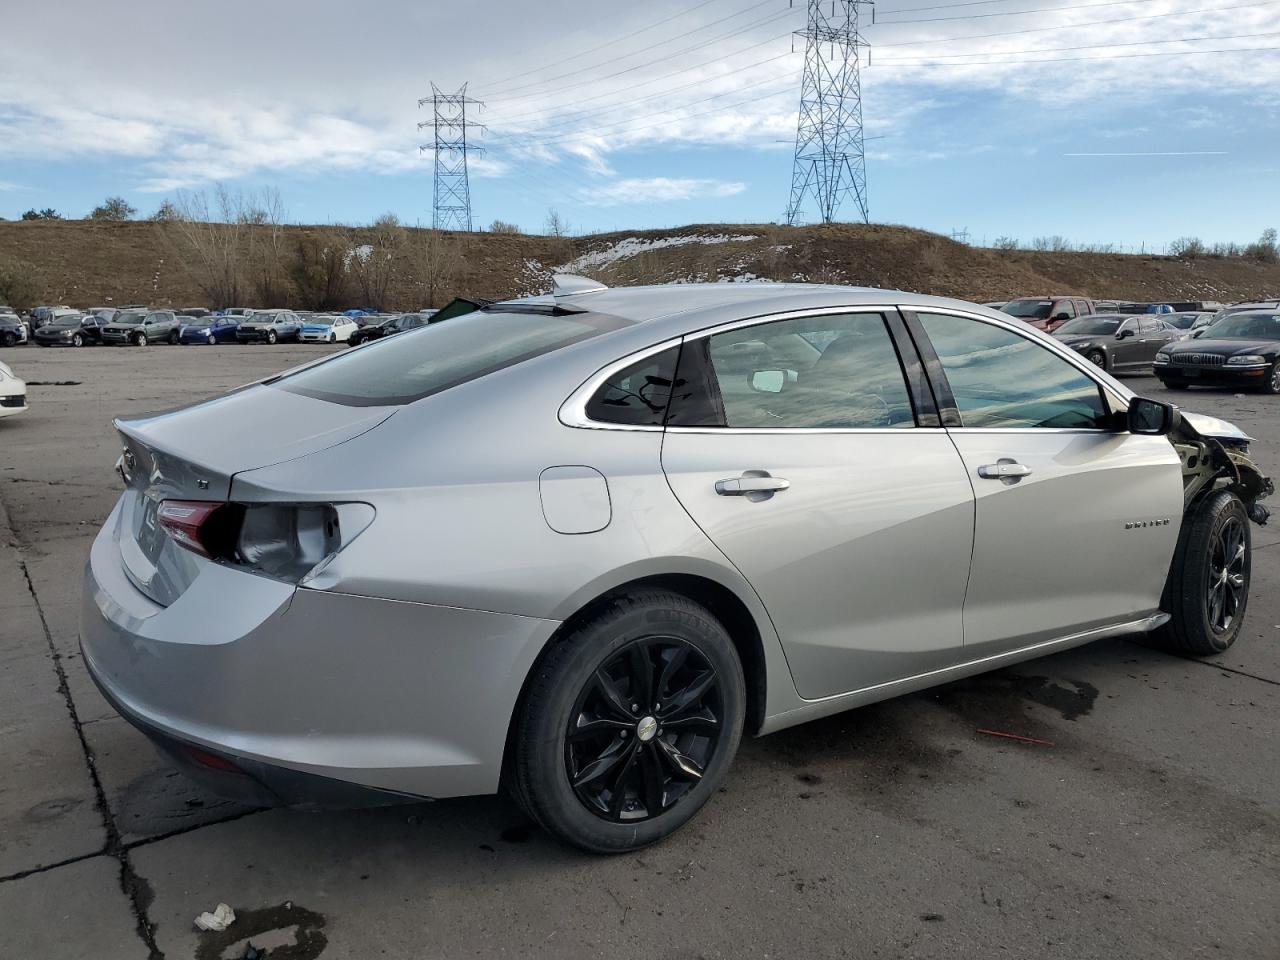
xmin=157 ymin=499 xmax=371 ymax=582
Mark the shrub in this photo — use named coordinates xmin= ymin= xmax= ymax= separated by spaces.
xmin=0 ymin=256 xmax=44 ymax=312
xmin=89 ymin=196 xmax=137 ymax=222
xmin=488 ymin=219 xmax=521 ymax=235
xmin=21 ymin=208 xmax=61 ymax=220
xmin=1245 ymin=228 xmax=1278 ymax=264
xmin=1168 ymin=236 xmax=1206 ymax=259
xmin=992 ymin=236 xmax=1019 ymax=252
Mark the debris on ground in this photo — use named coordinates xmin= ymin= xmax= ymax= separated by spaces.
xmin=976 ymin=728 xmax=1055 ymax=746
xmin=194 ymin=902 xmax=236 ymax=932
xmin=240 ymin=943 xmax=265 ymax=960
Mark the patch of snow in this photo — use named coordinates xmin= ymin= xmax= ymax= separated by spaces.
xmin=557 ymin=234 xmax=757 ymax=273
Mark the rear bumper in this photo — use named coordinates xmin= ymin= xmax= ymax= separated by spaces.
xmin=80 ymin=500 xmax=560 ymax=805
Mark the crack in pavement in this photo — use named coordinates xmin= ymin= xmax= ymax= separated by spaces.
xmin=0 ymin=487 xmax=165 ymax=960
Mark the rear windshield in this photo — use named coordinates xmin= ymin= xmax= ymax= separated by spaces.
xmin=1000 ymin=300 xmax=1053 ymax=319
xmin=276 ymin=308 xmax=629 ymax=406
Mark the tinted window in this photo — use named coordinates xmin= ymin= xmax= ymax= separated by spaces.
xmin=918 ymin=313 xmax=1108 ymax=429
xmin=700 ymin=313 xmax=914 ymax=429
xmin=278 ymin=309 xmax=628 ymax=406
xmin=1205 ymin=313 xmax=1280 ymax=340
xmin=1052 ymin=300 xmax=1077 ymax=320
xmin=1001 ymin=300 xmax=1053 ymax=319
xmin=585 ymin=347 xmax=678 ymax=426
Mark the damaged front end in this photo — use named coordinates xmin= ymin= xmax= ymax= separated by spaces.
xmin=1172 ymin=411 xmax=1274 ymax=526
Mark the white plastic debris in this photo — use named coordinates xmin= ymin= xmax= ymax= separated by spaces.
xmin=194 ymin=902 xmax=236 ymax=932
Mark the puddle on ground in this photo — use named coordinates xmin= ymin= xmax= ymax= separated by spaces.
xmin=194 ymin=903 xmax=326 ymax=960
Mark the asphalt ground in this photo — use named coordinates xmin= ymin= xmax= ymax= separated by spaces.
xmin=0 ymin=342 xmax=1277 ymax=960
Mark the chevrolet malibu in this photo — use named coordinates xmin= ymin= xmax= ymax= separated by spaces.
xmin=81 ymin=280 xmax=1273 ymax=852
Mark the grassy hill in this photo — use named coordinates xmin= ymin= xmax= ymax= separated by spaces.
xmin=1 ymin=218 xmax=1277 ymax=311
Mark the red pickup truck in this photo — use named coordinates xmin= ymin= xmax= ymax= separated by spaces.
xmin=999 ymin=296 xmax=1096 ymax=333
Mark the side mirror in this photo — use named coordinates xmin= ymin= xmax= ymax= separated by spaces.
xmin=750 ymin=369 xmax=787 ymax=394
xmin=1128 ymin=397 xmax=1178 ymax=436
xmin=1191 ymin=328 xmax=1205 ymax=338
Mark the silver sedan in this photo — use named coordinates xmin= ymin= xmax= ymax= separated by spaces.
xmin=81 ymin=279 xmax=1273 ymax=852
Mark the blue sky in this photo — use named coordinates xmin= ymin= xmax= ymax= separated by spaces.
xmin=1 ymin=0 xmax=1277 ymax=251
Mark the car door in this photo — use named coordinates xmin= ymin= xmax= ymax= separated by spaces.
xmin=660 ymin=309 xmax=976 ymax=700
xmin=1108 ymin=316 xmax=1145 ymax=368
xmin=1137 ymin=318 xmax=1177 ymax=365
xmin=906 ymin=309 xmax=1183 ymax=659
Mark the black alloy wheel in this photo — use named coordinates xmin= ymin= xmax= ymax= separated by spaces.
xmin=565 ymin=637 xmax=723 ymax=822
xmin=1086 ymin=349 xmax=1106 ymax=368
xmin=1206 ymin=515 xmax=1247 ymax=635
xmin=0 ymin=332 xmax=13 ymax=347
xmin=1265 ymin=361 xmax=1280 ymax=395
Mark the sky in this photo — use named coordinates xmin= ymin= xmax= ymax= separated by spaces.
xmin=1 ymin=0 xmax=1277 ymax=249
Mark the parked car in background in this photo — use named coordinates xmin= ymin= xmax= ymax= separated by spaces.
xmin=0 ymin=311 xmax=28 ymax=347
xmin=80 ymin=280 xmax=1273 ymax=853
xmin=178 ymin=308 xmax=211 ymax=318
xmin=0 ymin=360 xmax=26 ymax=419
xmin=88 ymin=307 xmax=119 ymax=324
xmin=178 ymin=316 xmax=241 ymax=344
xmin=1205 ymin=300 xmax=1280 ymax=328
xmin=34 ymin=312 xmax=104 ymax=348
xmin=345 ymin=312 xmax=429 ymax=347
xmin=981 ymin=301 xmax=1007 ymax=310
xmin=1053 ymin=314 xmax=1181 ymax=372
xmin=1156 ymin=310 xmax=1280 ymax=392
xmin=235 ymin=310 xmax=303 ymax=344
xmin=999 ymin=296 xmax=1096 ymax=333
xmin=101 ymin=310 xmax=180 ymax=346
xmin=1164 ymin=311 xmax=1215 ymax=330
xmin=300 ymin=315 xmax=360 ymax=343
xmin=31 ymin=305 xmax=71 ymax=328
xmin=221 ymin=308 xmax=256 ymax=319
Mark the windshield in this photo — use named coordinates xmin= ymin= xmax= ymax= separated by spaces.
xmin=114 ymin=314 xmax=145 ymax=325
xmin=306 ymin=317 xmax=334 ymax=326
xmin=277 ymin=309 xmax=630 ymax=406
xmin=184 ymin=318 xmax=213 ymax=328
xmin=1054 ymin=316 xmax=1127 ymax=336
xmin=1000 ymin=300 xmax=1053 ymax=319
xmin=1202 ymin=313 xmax=1280 ymax=340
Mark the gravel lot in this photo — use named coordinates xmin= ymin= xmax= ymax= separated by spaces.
xmin=1 ymin=344 xmax=1277 ymax=960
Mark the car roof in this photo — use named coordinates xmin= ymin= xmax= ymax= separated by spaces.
xmin=503 ymin=282 xmax=1009 ymax=327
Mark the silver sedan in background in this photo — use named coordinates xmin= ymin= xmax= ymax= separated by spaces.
xmin=81 ymin=279 xmax=1272 ymax=852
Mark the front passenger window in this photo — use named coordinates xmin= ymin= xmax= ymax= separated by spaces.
xmin=917 ymin=313 xmax=1108 ymax=429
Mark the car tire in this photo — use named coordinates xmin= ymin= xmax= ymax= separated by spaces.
xmin=207 ymin=334 xmax=216 ymax=345
xmin=71 ymin=333 xmax=84 ymax=347
xmin=1085 ymin=350 xmax=1106 ymax=369
xmin=509 ymin=590 xmax=745 ymax=854
xmin=1 ymin=332 xmax=14 ymax=347
xmin=1263 ymin=362 xmax=1280 ymax=395
xmin=1153 ymin=490 xmax=1250 ymax=657
xmin=135 ymin=333 xmax=148 ymax=346
xmin=266 ymin=330 xmax=278 ymax=344
xmin=168 ymin=331 xmax=180 ymax=345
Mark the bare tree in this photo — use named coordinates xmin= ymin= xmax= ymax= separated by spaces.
xmin=410 ymin=227 xmax=461 ymax=308
xmin=289 ymin=234 xmax=350 ymax=310
xmin=346 ymin=213 xmax=406 ymax=311
xmin=544 ymin=209 xmax=570 ymax=237
xmin=244 ymin=187 xmax=290 ymax=304
xmin=164 ymin=186 xmax=247 ymax=307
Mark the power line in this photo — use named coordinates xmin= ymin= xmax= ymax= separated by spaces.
xmin=475 ymin=0 xmax=728 ymax=91
xmin=873 ymin=26 xmax=1280 ymax=58
xmin=874 ymin=0 xmax=1170 ymax=25
xmin=484 ymin=0 xmax=786 ymax=99
xmin=880 ymin=40 xmax=1280 ymax=63
xmin=488 ymin=30 xmax=795 ymax=124
xmin=872 ymin=0 xmax=1279 ymax=46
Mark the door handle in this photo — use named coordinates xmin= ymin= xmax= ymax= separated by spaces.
xmin=977 ymin=460 xmax=1032 ymax=482
xmin=715 ymin=475 xmax=790 ymax=496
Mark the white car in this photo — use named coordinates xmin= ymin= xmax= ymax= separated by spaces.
xmin=0 ymin=361 xmax=28 ymax=419
xmin=300 ymin=315 xmax=360 ymax=343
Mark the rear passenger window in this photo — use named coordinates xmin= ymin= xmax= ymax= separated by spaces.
xmin=698 ymin=313 xmax=915 ymax=429
xmin=918 ymin=313 xmax=1108 ymax=429
xmin=585 ymin=346 xmax=679 ymax=426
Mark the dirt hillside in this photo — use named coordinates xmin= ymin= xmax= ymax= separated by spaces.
xmin=1 ymin=219 xmax=1277 ymax=310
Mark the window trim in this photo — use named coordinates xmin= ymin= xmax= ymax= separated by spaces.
xmin=902 ymin=307 xmax=1126 ymax=434
xmin=561 ymin=305 xmax=935 ymax=434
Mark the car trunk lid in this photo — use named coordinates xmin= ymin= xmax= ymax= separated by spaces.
xmin=114 ymin=384 xmax=396 ymax=605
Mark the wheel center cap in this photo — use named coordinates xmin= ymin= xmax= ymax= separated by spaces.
xmin=636 ymin=716 xmax=658 ymax=742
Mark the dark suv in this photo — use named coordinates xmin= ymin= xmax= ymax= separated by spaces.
xmin=1000 ymin=296 xmax=1096 ymax=333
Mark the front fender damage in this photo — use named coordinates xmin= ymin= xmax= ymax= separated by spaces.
xmin=1172 ymin=415 xmax=1273 ymax=525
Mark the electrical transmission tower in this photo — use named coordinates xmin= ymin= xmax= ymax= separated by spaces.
xmin=786 ymin=0 xmax=872 ymax=226
xmin=418 ymin=83 xmax=484 ymax=232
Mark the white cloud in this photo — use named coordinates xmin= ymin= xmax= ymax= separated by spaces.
xmin=580 ymin=177 xmax=747 ymax=206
